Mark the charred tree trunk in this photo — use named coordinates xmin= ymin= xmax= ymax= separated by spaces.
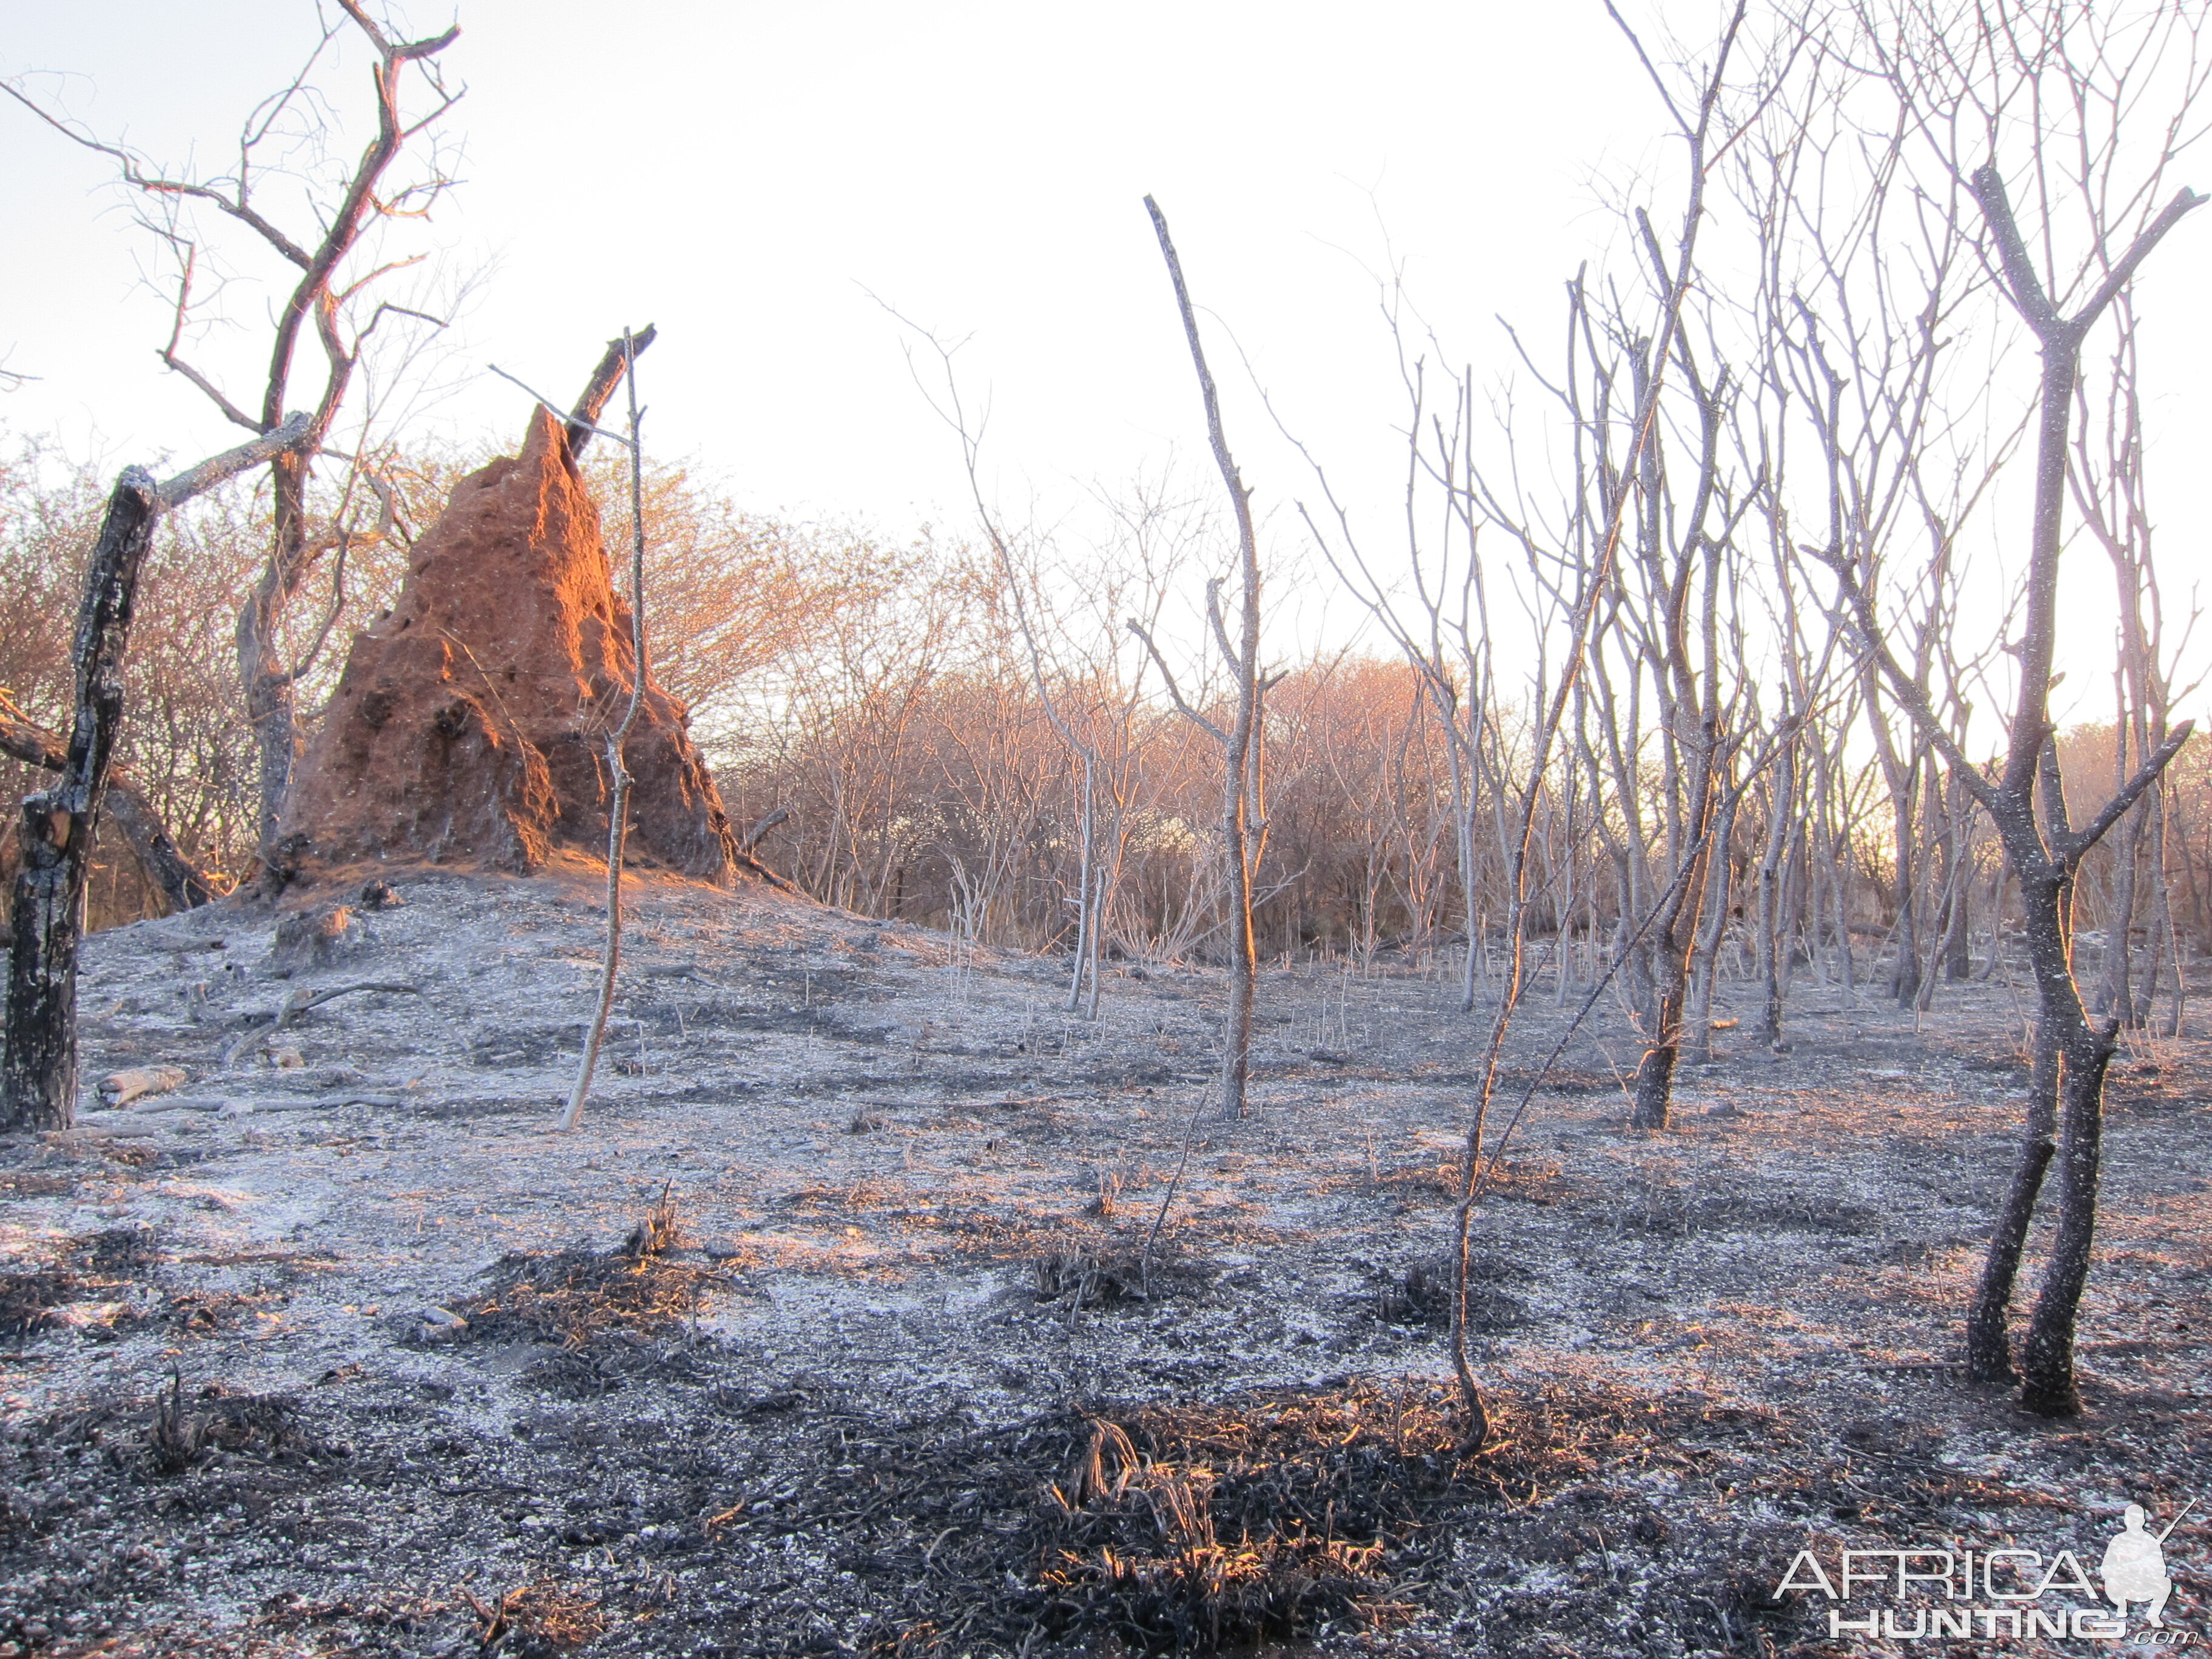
xmin=1754 ymin=741 xmax=1795 ymax=1044
xmin=1965 ymin=990 xmax=2062 ymax=1382
xmin=1938 ymin=773 xmax=1975 ymax=983
xmin=1888 ymin=782 xmax=1922 ymax=1005
xmin=237 ymin=447 xmax=310 ymax=865
xmin=1834 ymin=167 xmax=2201 ymax=1415
xmin=1630 ymin=726 xmax=1720 ymax=1131
xmin=2096 ymin=808 xmax=2142 ymax=1025
xmin=1686 ymin=778 xmax=1740 ymax=1062
xmin=3 ymin=471 xmax=163 ymax=1131
xmin=1067 ymin=751 xmax=1096 ymax=1014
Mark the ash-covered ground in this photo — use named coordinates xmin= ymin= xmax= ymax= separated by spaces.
xmin=2 ymin=866 xmax=2206 ymax=1657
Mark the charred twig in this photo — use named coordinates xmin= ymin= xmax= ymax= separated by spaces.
xmin=564 ymin=325 xmax=658 ymax=458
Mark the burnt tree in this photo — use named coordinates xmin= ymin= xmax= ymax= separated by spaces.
xmin=3 ymin=417 xmax=309 ymax=1132
xmin=1830 ymin=166 xmax=2200 ymax=1414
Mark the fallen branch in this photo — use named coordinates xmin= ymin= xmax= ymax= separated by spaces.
xmin=642 ymin=964 xmax=726 ymax=989
xmin=220 ymin=980 xmax=420 ymax=1066
xmin=0 ymin=697 xmax=219 ymax=913
xmin=227 ymin=1092 xmax=407 ymax=1114
xmin=736 ymin=849 xmax=798 ymax=893
xmin=740 ymin=806 xmax=789 ymax=854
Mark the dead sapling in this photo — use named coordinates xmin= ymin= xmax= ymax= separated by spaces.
xmin=535 ymin=327 xmax=654 ymax=1136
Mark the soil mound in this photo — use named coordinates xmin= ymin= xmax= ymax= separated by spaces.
xmin=280 ymin=409 xmax=737 ymax=882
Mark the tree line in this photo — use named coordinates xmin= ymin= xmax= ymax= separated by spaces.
xmin=4 ymin=438 xmax=2206 ymax=1014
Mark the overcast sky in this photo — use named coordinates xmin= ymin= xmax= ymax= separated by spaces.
xmin=4 ymin=1 xmax=2208 ymax=722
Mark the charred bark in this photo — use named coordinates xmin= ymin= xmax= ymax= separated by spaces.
xmin=3 ymin=471 xmax=161 ymax=1131
xmin=1963 ymin=1017 xmax=2059 ymax=1382
xmin=565 ymin=324 xmax=659 ymax=460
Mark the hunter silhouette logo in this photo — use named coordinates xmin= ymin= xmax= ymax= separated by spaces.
xmin=1777 ymin=1497 xmax=2196 ymax=1643
xmin=2103 ymin=1500 xmax=2193 ymax=1629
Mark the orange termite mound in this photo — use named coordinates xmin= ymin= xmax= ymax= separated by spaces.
xmin=278 ymin=407 xmax=738 ymax=883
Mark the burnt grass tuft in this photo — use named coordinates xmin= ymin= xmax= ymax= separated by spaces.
xmin=148 ymin=1375 xmax=335 ymax=1476
xmin=0 ymin=1225 xmax=166 ymax=1341
xmin=0 ymin=1267 xmax=78 ymax=1341
xmin=1028 ymin=1242 xmax=1213 ymax=1312
xmin=446 ymin=1198 xmax=727 ymax=1396
xmin=1369 ymin=1257 xmax=1532 ymax=1332
xmin=751 ymin=1376 xmax=1694 ymax=1655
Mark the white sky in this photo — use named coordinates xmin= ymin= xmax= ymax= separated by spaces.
xmin=3 ymin=1 xmax=2208 ymax=729
xmin=1 ymin=2 xmax=1661 ymax=516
